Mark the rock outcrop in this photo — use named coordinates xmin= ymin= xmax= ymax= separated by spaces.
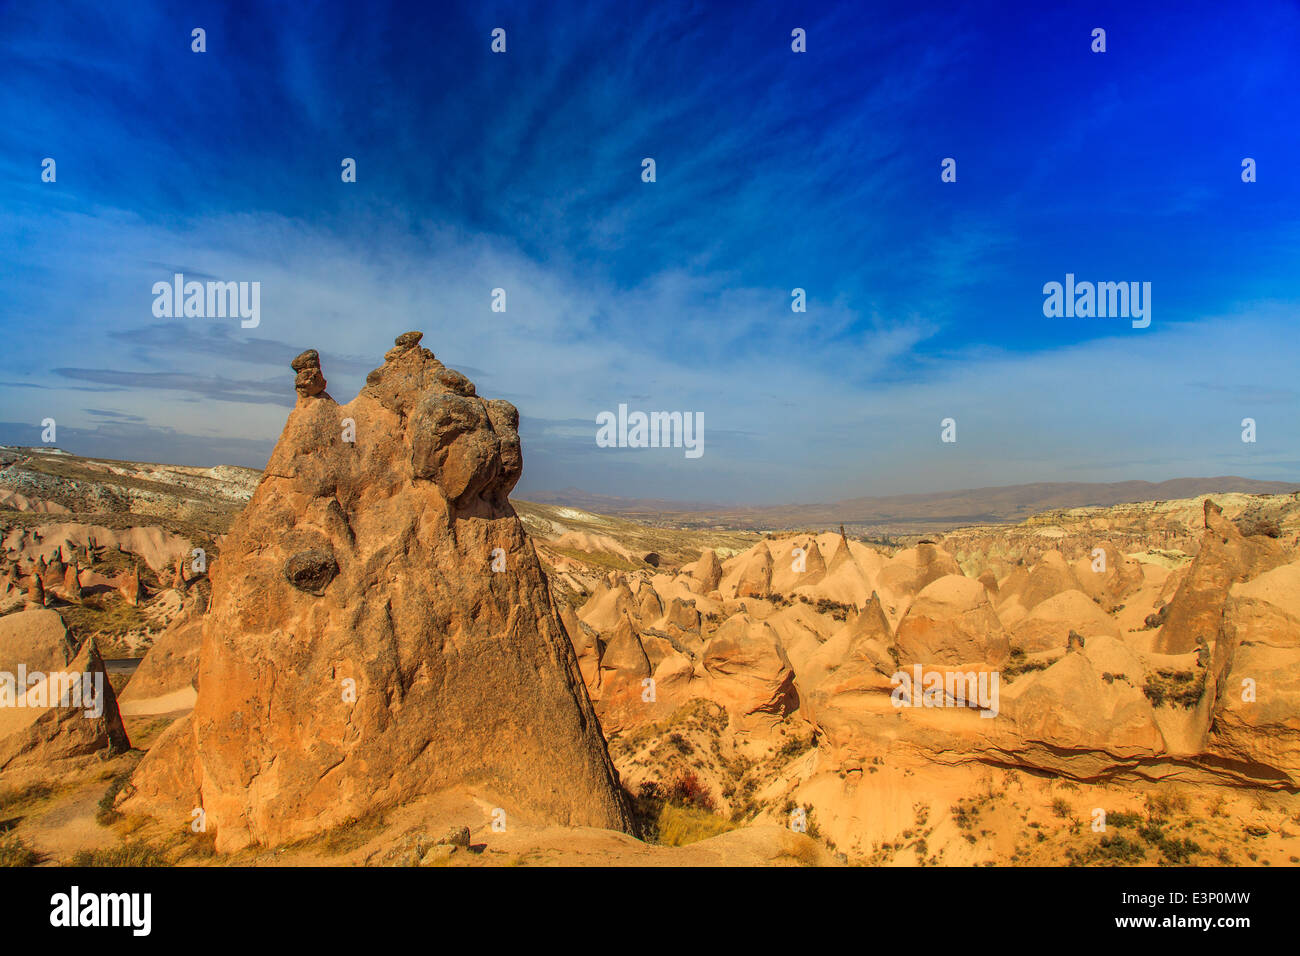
xmin=119 ymin=333 xmax=633 ymax=850
xmin=1201 ymin=559 xmax=1300 ymax=782
xmin=878 ymin=541 xmax=961 ymax=599
xmin=0 ymin=614 xmax=129 ymax=772
xmin=734 ymin=542 xmax=773 ymax=599
xmin=1009 ymin=589 xmax=1120 ymax=653
xmin=895 ymin=575 xmax=1010 ymax=668
xmin=997 ymin=635 xmax=1166 ymax=777
xmin=689 ymin=548 xmax=723 ymax=594
xmin=1155 ymin=499 xmax=1288 ymax=654
xmin=0 ymin=608 xmax=76 ymax=675
xmin=701 ymin=613 xmax=797 ymax=723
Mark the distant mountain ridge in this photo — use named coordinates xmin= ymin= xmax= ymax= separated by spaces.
xmin=527 ymin=477 xmax=1300 ymax=531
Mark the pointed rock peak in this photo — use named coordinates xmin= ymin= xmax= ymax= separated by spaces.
xmin=580 ymin=578 xmax=611 ymax=605
xmin=736 ymin=544 xmax=774 ymax=598
xmin=692 ymin=548 xmax=723 ymax=591
xmin=601 ymin=613 xmax=651 ymax=677
xmin=611 ymin=611 xmax=640 ymax=640
xmin=63 ymin=562 xmax=81 ymax=602
xmin=122 ymin=334 xmax=629 ymax=850
xmin=803 ymin=537 xmax=827 ymax=573
xmin=827 ymin=533 xmax=856 ymax=571
xmin=291 ymin=347 xmax=328 ymax=398
xmin=847 ymin=590 xmax=892 ymax=644
xmin=1203 ymin=498 xmax=1240 ymax=541
xmin=381 ymin=330 xmax=433 ymax=365
xmin=27 ymin=575 xmax=45 ymax=607
xmin=1036 ymin=549 xmax=1070 ymax=570
xmin=1204 ymin=497 xmax=1223 ymax=527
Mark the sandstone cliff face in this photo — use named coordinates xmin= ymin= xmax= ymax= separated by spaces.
xmin=119 ymin=334 xmax=633 ymax=851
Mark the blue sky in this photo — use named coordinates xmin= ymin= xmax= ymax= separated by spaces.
xmin=1 ymin=0 xmax=1298 ymax=503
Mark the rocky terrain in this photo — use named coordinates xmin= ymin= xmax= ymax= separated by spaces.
xmin=3 ymin=336 xmax=1300 ymax=868
xmin=530 ymin=478 xmax=1300 ymax=534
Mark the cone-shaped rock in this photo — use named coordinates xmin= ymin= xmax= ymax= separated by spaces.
xmin=797 ymin=591 xmax=895 ymax=694
xmin=62 ymin=559 xmax=81 ymax=603
xmin=691 ymin=548 xmax=723 ymax=593
xmin=800 ymin=537 xmax=828 ymax=585
xmin=119 ymin=565 xmax=144 ymax=606
xmin=46 ymin=550 xmax=65 ymax=584
xmin=0 ymin=635 xmax=130 ymax=771
xmin=26 ymin=574 xmax=44 ymax=608
xmin=847 ymin=591 xmax=894 ymax=657
xmin=702 ymin=613 xmax=797 ymax=721
xmin=600 ymin=614 xmax=652 ymax=679
xmin=735 ymin=542 xmax=774 ymax=599
xmin=118 ymin=334 xmax=633 ymax=851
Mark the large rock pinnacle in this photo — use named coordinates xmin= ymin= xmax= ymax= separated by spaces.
xmin=120 ymin=333 xmax=634 ymax=850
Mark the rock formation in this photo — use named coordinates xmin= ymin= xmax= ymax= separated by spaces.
xmin=878 ymin=541 xmax=962 ymax=599
xmin=0 ymin=608 xmax=76 ymax=675
xmin=734 ymin=542 xmax=773 ymax=599
xmin=1009 ymin=589 xmax=1120 ymax=653
xmin=1155 ymin=499 xmax=1288 ymax=654
xmin=691 ymin=548 xmax=723 ymax=593
xmin=45 ymin=549 xmax=65 ymax=585
xmin=118 ymin=333 xmax=633 ymax=851
xmin=895 ymin=575 xmax=1010 ymax=668
xmin=997 ymin=635 xmax=1165 ymax=776
xmin=0 ymin=612 xmax=129 ymax=771
xmin=119 ymin=564 xmax=144 ymax=606
xmin=26 ymin=573 xmax=45 ymax=609
xmin=291 ymin=348 xmax=328 ymax=398
xmin=62 ymin=557 xmax=81 ymax=603
xmin=701 ymin=613 xmax=797 ymax=723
